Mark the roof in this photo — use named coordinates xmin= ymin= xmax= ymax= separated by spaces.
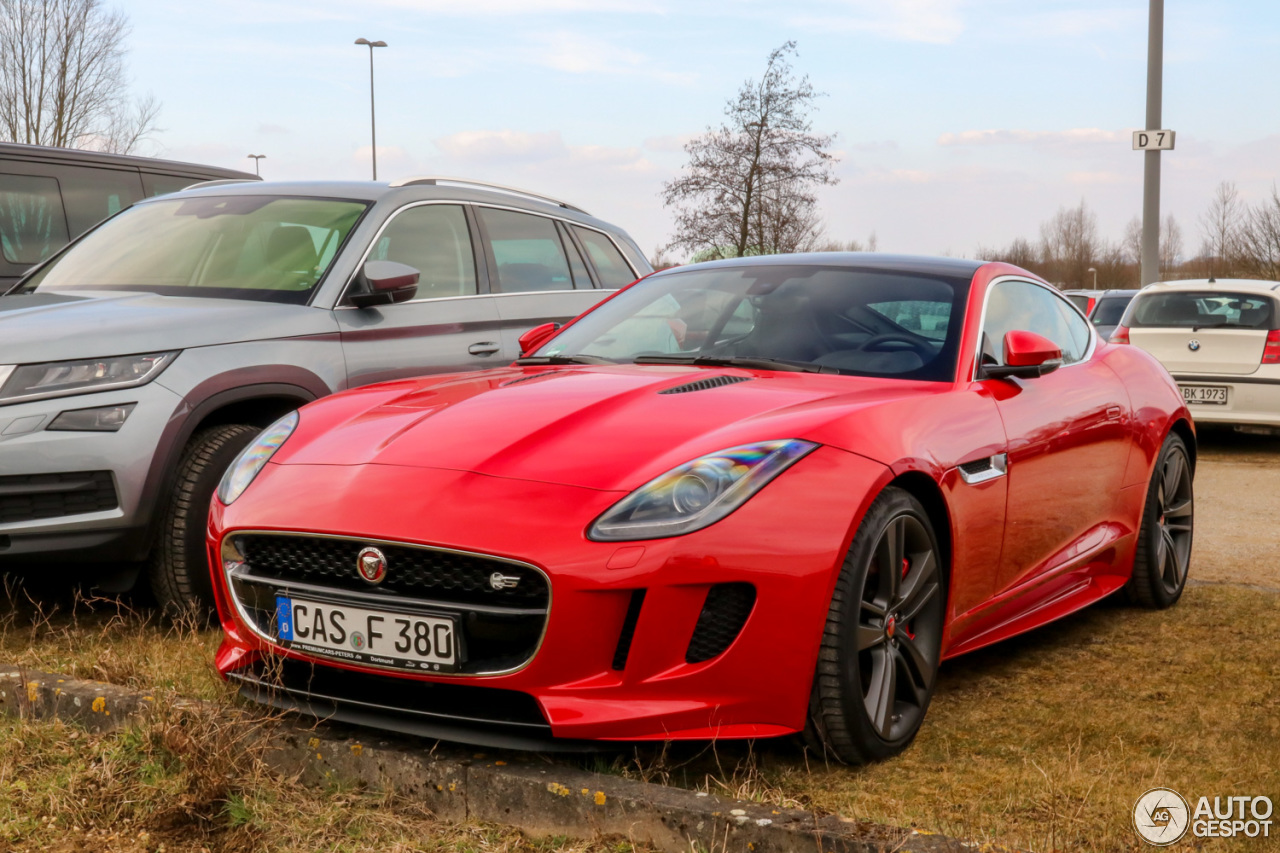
xmin=1141 ymin=278 xmax=1280 ymax=295
xmin=657 ymin=252 xmax=986 ymax=278
xmin=162 ymin=178 xmax=617 ymax=230
xmin=0 ymin=141 xmax=258 ymax=180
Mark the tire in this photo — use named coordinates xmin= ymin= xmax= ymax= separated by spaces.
xmin=804 ymin=487 xmax=947 ymax=764
xmin=1125 ymin=432 xmax=1193 ymax=609
xmin=149 ymin=423 xmax=261 ymax=617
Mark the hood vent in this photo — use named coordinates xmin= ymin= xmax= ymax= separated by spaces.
xmin=658 ymin=375 xmax=753 ymax=395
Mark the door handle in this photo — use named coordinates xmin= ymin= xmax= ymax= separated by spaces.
xmin=1106 ymin=405 xmax=1123 ymax=420
xmin=468 ymin=342 xmax=501 ymax=356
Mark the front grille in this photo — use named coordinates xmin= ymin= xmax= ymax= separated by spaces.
xmin=658 ymin=375 xmax=753 ymax=395
xmin=686 ymin=583 xmax=756 ymax=663
xmin=236 ymin=534 xmax=547 ymax=607
xmin=0 ymin=471 xmax=117 ymax=524
xmin=227 ymin=534 xmax=549 ymax=675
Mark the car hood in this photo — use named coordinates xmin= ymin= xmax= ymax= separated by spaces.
xmin=276 ymin=365 xmax=938 ymax=492
xmin=0 ymin=290 xmax=334 ymax=364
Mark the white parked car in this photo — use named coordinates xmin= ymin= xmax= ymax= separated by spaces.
xmin=1113 ymin=278 xmax=1280 ymax=431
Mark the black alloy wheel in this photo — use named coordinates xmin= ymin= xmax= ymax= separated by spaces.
xmin=806 ymin=487 xmax=946 ymax=764
xmin=1126 ymin=432 xmax=1194 ymax=609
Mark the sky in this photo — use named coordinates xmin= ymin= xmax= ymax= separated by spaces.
xmin=119 ymin=0 xmax=1280 ymax=262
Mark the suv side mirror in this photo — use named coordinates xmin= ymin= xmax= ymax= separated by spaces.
xmin=349 ymin=260 xmax=420 ymax=308
xmin=518 ymin=322 xmax=561 ymax=356
xmin=983 ymin=330 xmax=1063 ymax=379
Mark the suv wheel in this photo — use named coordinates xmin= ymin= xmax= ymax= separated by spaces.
xmin=149 ymin=424 xmax=260 ymax=617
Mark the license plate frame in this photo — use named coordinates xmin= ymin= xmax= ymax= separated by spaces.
xmin=274 ymin=595 xmax=461 ymax=673
xmin=1180 ymin=384 xmax=1229 ymax=405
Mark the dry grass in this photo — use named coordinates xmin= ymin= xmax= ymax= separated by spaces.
xmin=0 ymin=578 xmax=225 ymax=701
xmin=611 ymin=584 xmax=1279 ymax=852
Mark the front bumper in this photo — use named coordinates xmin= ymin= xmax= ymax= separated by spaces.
xmin=0 ymin=383 xmax=184 ymax=561
xmin=210 ymin=445 xmax=889 ymax=743
xmin=1172 ymin=372 xmax=1280 ymax=427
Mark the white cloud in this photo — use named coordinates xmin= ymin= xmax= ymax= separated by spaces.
xmin=363 ymin=0 xmax=660 ymax=13
xmin=434 ymin=130 xmax=568 ymax=163
xmin=937 ymin=128 xmax=1126 ymax=147
xmin=790 ymin=0 xmax=964 ymax=44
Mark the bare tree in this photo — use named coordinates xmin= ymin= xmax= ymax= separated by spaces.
xmin=1198 ymin=180 xmax=1244 ymax=278
xmin=0 ymin=0 xmax=158 ymax=153
xmin=1237 ymin=186 xmax=1280 ymax=281
xmin=1160 ymin=214 xmax=1183 ymax=277
xmin=1039 ymin=200 xmax=1099 ymax=287
xmin=662 ymin=42 xmax=838 ymax=260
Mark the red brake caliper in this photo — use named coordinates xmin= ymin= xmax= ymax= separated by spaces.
xmin=901 ymin=557 xmax=916 ymax=640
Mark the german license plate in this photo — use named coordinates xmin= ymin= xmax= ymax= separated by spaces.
xmin=275 ymin=596 xmax=458 ymax=673
xmin=1180 ymin=385 xmax=1228 ymax=405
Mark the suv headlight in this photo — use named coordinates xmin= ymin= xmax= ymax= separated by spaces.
xmin=216 ymin=411 xmax=299 ymax=505
xmin=0 ymin=352 xmax=178 ymax=405
xmin=587 ymin=439 xmax=818 ymax=541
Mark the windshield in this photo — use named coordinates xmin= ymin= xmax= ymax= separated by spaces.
xmin=536 ymin=265 xmax=970 ymax=381
xmin=1130 ymin=291 xmax=1276 ymax=329
xmin=14 ymin=195 xmax=367 ymax=304
xmin=1091 ymin=295 xmax=1133 ymax=326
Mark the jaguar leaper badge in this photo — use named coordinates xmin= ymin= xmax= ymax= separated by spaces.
xmin=356 ymin=546 xmax=388 ymax=585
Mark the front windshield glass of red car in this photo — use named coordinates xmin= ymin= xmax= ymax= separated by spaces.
xmin=15 ymin=195 xmax=368 ymax=304
xmin=538 ymin=264 xmax=970 ymax=381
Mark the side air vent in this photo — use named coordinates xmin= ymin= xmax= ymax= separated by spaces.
xmin=957 ymin=452 xmax=1008 ymax=485
xmin=686 ymin=583 xmax=756 ymax=663
xmin=658 ymin=375 xmax=753 ymax=395
xmin=611 ymin=589 xmax=647 ymax=670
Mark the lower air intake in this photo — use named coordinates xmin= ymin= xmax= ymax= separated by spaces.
xmin=685 ymin=582 xmax=756 ymax=663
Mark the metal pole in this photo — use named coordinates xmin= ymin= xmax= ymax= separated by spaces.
xmin=368 ymin=45 xmax=377 ymax=181
xmin=1140 ymin=0 xmax=1163 ymax=286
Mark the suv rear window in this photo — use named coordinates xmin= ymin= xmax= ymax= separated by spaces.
xmin=17 ymin=195 xmax=367 ymax=304
xmin=1130 ymin=291 xmax=1276 ymax=329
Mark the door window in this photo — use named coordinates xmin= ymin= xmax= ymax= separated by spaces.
xmin=369 ymin=204 xmax=478 ymax=299
xmin=982 ymin=280 xmax=1090 ymax=366
xmin=573 ymin=226 xmax=635 ymax=288
xmin=142 ymin=173 xmax=200 ymax=197
xmin=557 ymin=222 xmax=592 ymax=288
xmin=478 ymin=208 xmax=573 ymax=293
xmin=59 ymin=168 xmax=143 ymax=233
xmin=0 ymin=174 xmax=70 ymax=265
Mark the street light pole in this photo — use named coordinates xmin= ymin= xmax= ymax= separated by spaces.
xmin=1088 ymin=267 xmax=1098 ymax=289
xmin=246 ymin=154 xmax=265 ymax=176
xmin=1140 ymin=0 xmax=1163 ymax=286
xmin=354 ymin=38 xmax=388 ymax=180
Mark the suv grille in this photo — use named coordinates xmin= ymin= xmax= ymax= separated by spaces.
xmin=227 ymin=534 xmax=549 ymax=676
xmin=0 ymin=471 xmax=117 ymax=524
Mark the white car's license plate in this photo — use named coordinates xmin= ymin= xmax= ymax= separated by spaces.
xmin=1180 ymin=385 xmax=1228 ymax=405
xmin=275 ymin=596 xmax=459 ymax=672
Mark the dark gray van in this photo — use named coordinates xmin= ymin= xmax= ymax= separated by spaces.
xmin=1 ymin=143 xmax=259 ymax=288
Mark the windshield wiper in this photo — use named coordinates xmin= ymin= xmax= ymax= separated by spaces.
xmin=513 ymin=354 xmax=617 ymax=365
xmin=632 ymin=354 xmax=839 ymax=374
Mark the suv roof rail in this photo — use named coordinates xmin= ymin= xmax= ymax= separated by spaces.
xmin=183 ymin=178 xmax=259 ymax=190
xmin=388 ymin=175 xmax=589 ymax=214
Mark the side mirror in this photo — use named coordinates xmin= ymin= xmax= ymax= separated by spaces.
xmin=348 ymin=260 xmax=419 ymax=308
xmin=518 ymin=322 xmax=561 ymax=356
xmin=983 ymin=330 xmax=1063 ymax=379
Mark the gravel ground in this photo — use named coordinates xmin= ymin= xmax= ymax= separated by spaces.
xmin=1189 ymin=426 xmax=1280 ymax=590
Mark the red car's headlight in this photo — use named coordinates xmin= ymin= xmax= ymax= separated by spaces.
xmin=587 ymin=439 xmax=818 ymax=541
xmin=216 ymin=410 xmax=299 ymax=505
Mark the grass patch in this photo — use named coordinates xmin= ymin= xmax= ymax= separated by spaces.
xmin=0 ymin=703 xmax=648 ymax=852
xmin=606 ymin=585 xmax=1280 ymax=851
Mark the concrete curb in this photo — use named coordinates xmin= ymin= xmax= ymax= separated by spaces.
xmin=1 ymin=667 xmax=979 ymax=853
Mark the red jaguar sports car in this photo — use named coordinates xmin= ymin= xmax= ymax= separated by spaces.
xmin=208 ymin=254 xmax=1195 ymax=763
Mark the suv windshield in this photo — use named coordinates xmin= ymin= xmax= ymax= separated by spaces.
xmin=13 ymin=195 xmax=367 ymax=304
xmin=534 ymin=265 xmax=969 ymax=381
xmin=1130 ymin=291 xmax=1276 ymax=329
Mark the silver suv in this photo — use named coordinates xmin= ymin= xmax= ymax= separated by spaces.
xmin=0 ymin=177 xmax=650 ymax=611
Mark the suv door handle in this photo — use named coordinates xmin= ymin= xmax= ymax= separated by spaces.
xmin=468 ymin=342 xmax=501 ymax=356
